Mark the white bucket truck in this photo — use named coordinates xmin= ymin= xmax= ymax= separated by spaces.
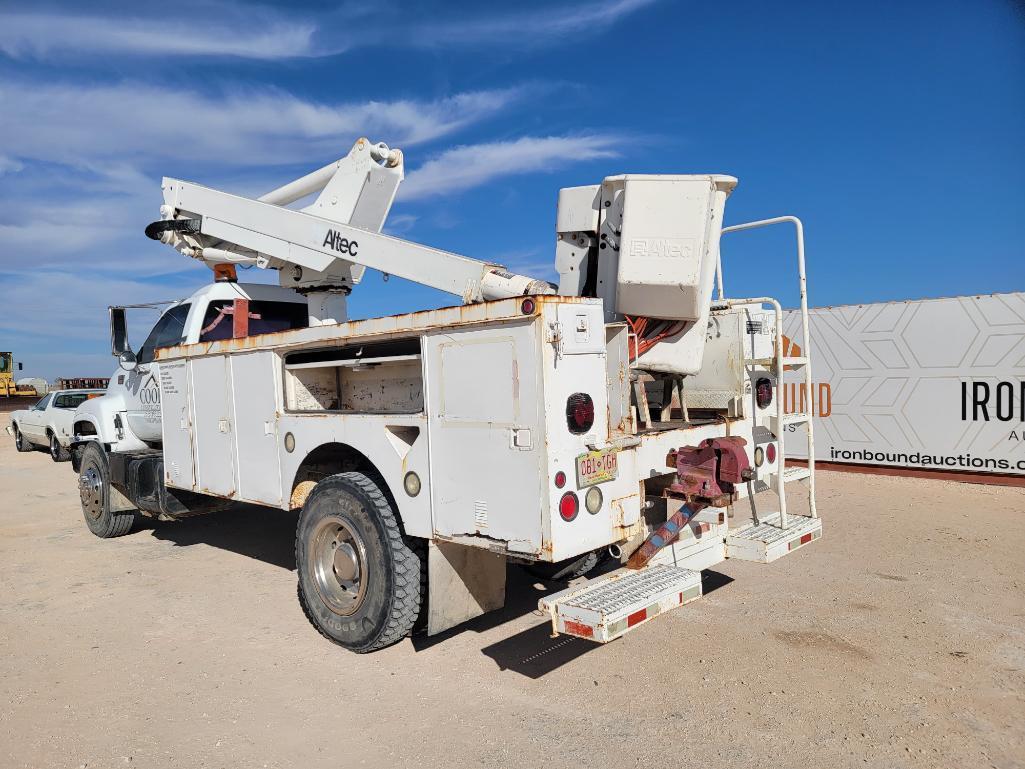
xmin=71 ymin=138 xmax=820 ymax=652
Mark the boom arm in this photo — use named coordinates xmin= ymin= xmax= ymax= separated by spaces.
xmin=148 ymin=138 xmax=553 ymax=324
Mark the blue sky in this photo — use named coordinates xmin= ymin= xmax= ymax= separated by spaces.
xmin=0 ymin=0 xmax=1023 ymax=380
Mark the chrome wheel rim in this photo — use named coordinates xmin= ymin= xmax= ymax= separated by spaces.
xmin=309 ymin=515 xmax=368 ymax=617
xmin=79 ymin=466 xmax=104 ymax=521
xmin=50 ymin=436 xmax=59 ymax=459
xmin=15 ymin=430 xmax=22 ymax=450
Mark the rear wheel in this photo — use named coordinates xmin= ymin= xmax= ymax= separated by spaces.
xmin=13 ymin=426 xmax=32 ymax=452
xmin=296 ymin=472 xmax=423 ymax=653
xmin=49 ymin=433 xmax=70 ymax=463
xmin=78 ymin=442 xmax=136 ymax=538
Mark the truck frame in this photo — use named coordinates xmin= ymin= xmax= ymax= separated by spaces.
xmin=70 ymin=138 xmax=820 ymax=652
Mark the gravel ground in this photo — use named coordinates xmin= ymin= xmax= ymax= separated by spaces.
xmin=1 ymin=434 xmax=1023 ymax=769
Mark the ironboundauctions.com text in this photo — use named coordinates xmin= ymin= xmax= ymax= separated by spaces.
xmin=828 ymin=447 xmax=1025 ymax=472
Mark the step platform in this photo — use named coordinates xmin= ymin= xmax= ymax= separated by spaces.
xmin=726 ymin=513 xmax=822 ymax=563
xmin=538 ymin=564 xmax=702 ymax=643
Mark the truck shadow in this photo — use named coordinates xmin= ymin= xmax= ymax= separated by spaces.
xmin=470 ymin=567 xmax=735 ymax=678
xmin=142 ymin=503 xmax=299 ymax=571
xmin=414 ymin=564 xmax=601 ymax=677
xmin=142 ymin=509 xmax=735 ymax=677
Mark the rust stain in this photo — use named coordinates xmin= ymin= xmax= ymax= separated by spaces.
xmin=289 ymin=479 xmax=317 ymax=510
xmin=156 ymin=295 xmax=601 ymax=361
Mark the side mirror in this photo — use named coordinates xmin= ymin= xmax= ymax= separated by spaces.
xmin=110 ymin=307 xmax=130 ymax=356
xmin=17 ymin=362 xmax=22 ymax=371
xmin=118 ymin=350 xmax=138 ymax=372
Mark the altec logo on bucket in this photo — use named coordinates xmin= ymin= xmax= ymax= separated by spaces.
xmin=781 ymin=335 xmax=831 ymax=422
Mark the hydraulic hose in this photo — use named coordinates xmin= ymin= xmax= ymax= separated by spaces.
xmin=144 ymin=218 xmax=202 ymax=241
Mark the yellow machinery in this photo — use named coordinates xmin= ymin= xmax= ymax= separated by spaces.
xmin=0 ymin=352 xmax=38 ymax=397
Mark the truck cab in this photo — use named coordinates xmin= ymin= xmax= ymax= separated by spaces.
xmin=73 ymin=281 xmax=309 ymax=452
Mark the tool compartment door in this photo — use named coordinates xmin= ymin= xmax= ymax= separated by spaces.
xmin=423 ymin=321 xmax=544 ymax=554
xmin=229 ymin=351 xmax=282 ymax=505
xmin=189 ymin=355 xmax=236 ymax=497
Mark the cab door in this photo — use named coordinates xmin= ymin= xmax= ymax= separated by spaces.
xmin=123 ymin=303 xmax=191 ymax=443
xmin=21 ymin=394 xmax=52 ymax=442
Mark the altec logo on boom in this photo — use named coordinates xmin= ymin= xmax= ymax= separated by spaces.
xmin=322 ymin=230 xmax=359 ymax=257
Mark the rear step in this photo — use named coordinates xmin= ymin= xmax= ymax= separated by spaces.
xmin=539 ymin=564 xmax=701 ymax=643
xmin=726 ymin=513 xmax=822 ymax=563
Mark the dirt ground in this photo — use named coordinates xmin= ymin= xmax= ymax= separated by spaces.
xmin=1 ymin=435 xmax=1023 ymax=769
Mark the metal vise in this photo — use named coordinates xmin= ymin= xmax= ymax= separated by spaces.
xmin=666 ymin=436 xmax=753 ymax=506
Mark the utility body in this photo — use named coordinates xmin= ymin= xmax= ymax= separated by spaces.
xmin=69 ymin=138 xmax=821 ymax=652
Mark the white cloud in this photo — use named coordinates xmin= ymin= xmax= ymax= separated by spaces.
xmin=399 ymin=135 xmax=620 ymax=200
xmin=0 ymin=80 xmax=530 ymax=168
xmin=0 ymin=1 xmax=660 ymax=61
xmin=0 ymin=155 xmax=24 ymax=175
xmin=0 ymin=11 xmax=321 ymax=60
xmin=415 ymin=0 xmax=660 ymax=48
xmin=0 ymin=271 xmax=194 ymax=346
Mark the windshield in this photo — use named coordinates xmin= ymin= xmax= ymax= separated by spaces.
xmin=138 ymin=304 xmax=191 ymax=364
xmin=0 ymin=353 xmax=10 ymax=373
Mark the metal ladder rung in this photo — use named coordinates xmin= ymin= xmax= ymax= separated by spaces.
xmin=782 ymin=465 xmax=811 ymax=482
xmin=769 ymin=412 xmax=809 ymax=436
xmin=770 ymin=464 xmax=811 ymax=492
xmin=744 ymin=356 xmax=808 ymax=370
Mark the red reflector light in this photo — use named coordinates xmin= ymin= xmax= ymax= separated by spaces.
xmin=559 ymin=492 xmax=579 ymax=521
xmin=521 ymin=297 xmax=536 ymax=315
xmin=755 ymin=377 xmax=773 ymax=409
xmin=627 ymin=608 xmax=647 ymax=627
xmin=554 ymin=470 xmax=567 ymax=489
xmin=799 ymin=532 xmax=812 ymax=545
xmin=766 ymin=442 xmax=777 ymax=463
xmin=563 ymin=619 xmax=594 ymax=638
xmin=566 ymin=393 xmax=594 ymax=434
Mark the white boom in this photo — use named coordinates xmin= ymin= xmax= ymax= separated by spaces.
xmin=147 ymin=138 xmax=554 ymax=325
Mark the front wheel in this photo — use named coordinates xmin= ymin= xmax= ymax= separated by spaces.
xmin=296 ymin=472 xmax=423 ymax=653
xmin=78 ymin=442 xmax=136 ymax=538
xmin=49 ymin=433 xmax=70 ymax=463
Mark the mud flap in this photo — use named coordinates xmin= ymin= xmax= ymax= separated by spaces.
xmin=427 ymin=540 xmax=506 ymax=635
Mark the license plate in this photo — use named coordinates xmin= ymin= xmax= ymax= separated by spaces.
xmin=576 ymin=448 xmax=618 ymax=488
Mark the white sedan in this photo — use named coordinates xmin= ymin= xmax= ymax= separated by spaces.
xmin=9 ymin=390 xmax=104 ymax=462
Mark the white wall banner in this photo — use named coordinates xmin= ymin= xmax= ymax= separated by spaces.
xmin=782 ymin=293 xmax=1025 ymax=477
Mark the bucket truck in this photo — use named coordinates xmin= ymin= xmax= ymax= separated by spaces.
xmin=70 ymin=138 xmax=820 ymax=653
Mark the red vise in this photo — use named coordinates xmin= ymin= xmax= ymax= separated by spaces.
xmin=667 ymin=437 xmax=753 ymax=504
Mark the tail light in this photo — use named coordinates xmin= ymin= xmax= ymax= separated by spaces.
xmin=566 ymin=393 xmax=594 ymax=434
xmin=755 ymin=377 xmax=773 ymax=409
xmin=766 ymin=442 xmax=777 ymax=464
xmin=554 ymin=470 xmax=567 ymax=489
xmin=559 ymin=492 xmax=579 ymax=521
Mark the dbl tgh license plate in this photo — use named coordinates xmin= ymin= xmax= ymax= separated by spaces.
xmin=576 ymin=448 xmax=618 ymax=488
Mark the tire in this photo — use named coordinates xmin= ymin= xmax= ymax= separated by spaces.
xmin=49 ymin=432 xmax=70 ymax=463
xmin=526 ymin=550 xmax=601 ymax=582
xmin=13 ymin=425 xmax=32 ymax=453
xmin=296 ymin=472 xmax=423 ymax=653
xmin=78 ymin=442 xmax=136 ymax=538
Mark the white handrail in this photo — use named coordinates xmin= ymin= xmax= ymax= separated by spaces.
xmin=718 ymin=216 xmax=817 ymax=521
